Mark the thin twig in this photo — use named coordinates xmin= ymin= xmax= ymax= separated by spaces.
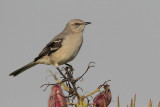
xmin=56 ymin=67 xmax=67 ymax=79
xmin=77 ymin=86 xmax=83 ymax=92
xmin=41 ymin=83 xmax=60 ymax=91
xmin=98 ymin=80 xmax=111 ymax=89
xmin=41 ymin=79 xmax=68 ymax=91
xmin=58 ymin=93 xmax=76 ymax=99
xmin=75 ymin=62 xmax=95 ymax=82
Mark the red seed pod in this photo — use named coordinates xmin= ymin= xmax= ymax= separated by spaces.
xmin=48 ymin=85 xmax=67 ymax=107
xmin=93 ymin=84 xmax=112 ymax=107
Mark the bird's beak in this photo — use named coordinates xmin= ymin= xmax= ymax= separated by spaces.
xmin=85 ymin=22 xmax=91 ymax=25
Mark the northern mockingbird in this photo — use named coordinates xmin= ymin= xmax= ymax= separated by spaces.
xmin=9 ymin=19 xmax=91 ymax=77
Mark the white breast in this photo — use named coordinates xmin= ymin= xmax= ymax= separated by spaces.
xmin=50 ymin=33 xmax=83 ymax=66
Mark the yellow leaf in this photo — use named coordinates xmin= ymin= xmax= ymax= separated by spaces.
xmin=148 ymin=99 xmax=152 ymax=107
xmin=133 ymin=94 xmax=136 ymax=107
xmin=117 ymin=96 xmax=120 ymax=107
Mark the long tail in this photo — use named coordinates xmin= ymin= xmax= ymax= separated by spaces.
xmin=9 ymin=61 xmax=37 ymax=77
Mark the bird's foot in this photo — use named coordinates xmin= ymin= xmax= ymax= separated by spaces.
xmin=65 ymin=64 xmax=74 ymax=71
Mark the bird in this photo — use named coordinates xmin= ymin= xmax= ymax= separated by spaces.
xmin=9 ymin=19 xmax=91 ymax=77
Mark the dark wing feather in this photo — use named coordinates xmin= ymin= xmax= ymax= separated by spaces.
xmin=34 ymin=38 xmax=63 ymax=61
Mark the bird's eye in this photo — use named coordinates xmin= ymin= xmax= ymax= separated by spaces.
xmin=74 ymin=23 xmax=81 ymax=25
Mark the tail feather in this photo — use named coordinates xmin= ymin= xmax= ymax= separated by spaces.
xmin=9 ymin=61 xmax=37 ymax=77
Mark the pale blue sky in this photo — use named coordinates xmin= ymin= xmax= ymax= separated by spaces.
xmin=1 ymin=0 xmax=160 ymax=107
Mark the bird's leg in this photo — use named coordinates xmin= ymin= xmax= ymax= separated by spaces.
xmin=56 ymin=67 xmax=66 ymax=79
xmin=65 ymin=63 xmax=74 ymax=71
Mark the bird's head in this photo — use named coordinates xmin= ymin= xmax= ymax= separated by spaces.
xmin=66 ymin=19 xmax=91 ymax=33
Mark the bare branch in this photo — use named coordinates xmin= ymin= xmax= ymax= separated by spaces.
xmin=41 ymin=79 xmax=68 ymax=91
xmin=75 ymin=62 xmax=95 ymax=82
xmin=77 ymin=86 xmax=83 ymax=92
xmin=42 ymin=62 xmax=110 ymax=106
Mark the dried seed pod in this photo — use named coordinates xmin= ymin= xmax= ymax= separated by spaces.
xmin=93 ymin=84 xmax=112 ymax=107
xmin=48 ymin=85 xmax=67 ymax=107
